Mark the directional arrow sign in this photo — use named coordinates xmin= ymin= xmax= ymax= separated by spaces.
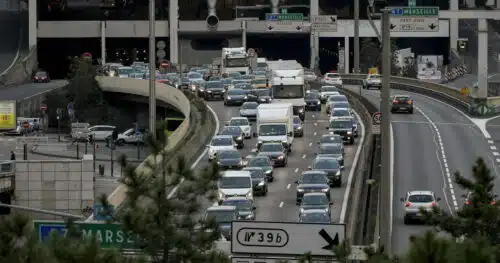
xmin=232 ymin=221 xmax=345 ymax=256
xmin=264 ymin=21 xmax=304 ymax=32
xmin=389 ymin=6 xmax=439 ymax=32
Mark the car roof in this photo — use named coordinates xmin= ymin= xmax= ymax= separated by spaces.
xmin=222 ymin=170 xmax=251 ymax=177
xmin=322 ymin=133 xmax=341 ymax=137
xmin=243 ymin=167 xmax=264 ymax=171
xmin=408 ymin=190 xmax=434 ymax=196
xmin=206 ymin=205 xmax=236 ymax=211
xmin=230 ymin=117 xmax=248 ymax=121
xmin=394 ymin=95 xmax=410 ymax=98
xmin=261 ymin=142 xmax=281 ymax=145
xmin=224 ymin=196 xmax=251 ymax=202
xmin=302 ymin=170 xmax=328 ymax=175
xmin=320 ymin=143 xmax=342 ymax=147
xmin=303 ymin=192 xmax=328 ymax=197
xmin=314 ymin=156 xmax=337 ymax=160
xmin=214 ymin=135 xmax=233 ymax=139
xmin=332 ymin=108 xmax=349 ymax=111
xmin=321 ymin=85 xmax=338 ymax=88
xmin=301 ymin=209 xmax=329 ymax=214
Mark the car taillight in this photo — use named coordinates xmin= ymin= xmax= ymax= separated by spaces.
xmin=430 ymin=202 xmax=436 ymax=207
xmin=393 ymin=100 xmax=398 ymax=104
xmin=465 ymin=200 xmax=470 ymax=205
xmin=407 ymin=100 xmax=412 ymax=104
xmin=491 ymin=201 xmax=496 ymax=205
xmin=405 ymin=202 xmax=411 ymax=207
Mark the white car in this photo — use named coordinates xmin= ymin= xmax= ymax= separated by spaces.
xmin=116 ymin=128 xmax=144 ymax=145
xmin=207 ymin=135 xmax=237 ymax=161
xmin=218 ymin=170 xmax=253 ymax=204
xmin=322 ymin=73 xmax=343 ymax=85
xmin=88 ymin=125 xmax=116 ymax=141
xmin=400 ymin=190 xmax=441 ymax=224
xmin=363 ymin=74 xmax=382 ymax=90
xmin=325 ymin=95 xmax=348 ymax=113
xmin=227 ymin=117 xmax=252 ymax=138
xmin=319 ymin=86 xmax=341 ymax=103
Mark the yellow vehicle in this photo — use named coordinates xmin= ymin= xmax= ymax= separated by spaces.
xmin=251 ymin=78 xmax=271 ymax=89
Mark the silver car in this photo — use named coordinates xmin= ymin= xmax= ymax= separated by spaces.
xmin=400 ymin=190 xmax=441 ymax=224
xmin=239 ymin=102 xmax=259 ymax=121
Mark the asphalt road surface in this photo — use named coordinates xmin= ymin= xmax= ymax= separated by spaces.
xmin=0 ymin=11 xmax=21 ymax=74
xmin=344 ymin=85 xmax=497 ymax=255
xmin=0 ymin=80 xmax=69 ymax=100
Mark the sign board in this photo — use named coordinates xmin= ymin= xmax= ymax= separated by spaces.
xmin=389 ymin=7 xmax=439 ymax=32
xmin=71 ymin=122 xmax=90 ymax=139
xmin=156 ymin=49 xmax=166 ymax=59
xmin=265 ymin=21 xmax=304 ymax=32
xmin=311 ymin=15 xmax=338 ymax=32
xmin=33 ymin=220 xmax=140 ymax=249
xmin=16 ymin=136 xmax=49 ymax=144
xmin=156 ymin=40 xmax=166 ymax=49
xmin=372 ymin=112 xmax=382 ymax=125
xmin=460 ymin=87 xmax=470 ymax=95
xmin=92 ymin=203 xmax=115 ymax=221
xmin=0 ymin=100 xmax=16 ymax=130
xmin=231 ymin=221 xmax=345 ymax=256
xmin=265 ymin=13 xmax=304 ymax=21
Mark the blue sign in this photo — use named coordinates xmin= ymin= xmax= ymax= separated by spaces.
xmin=93 ymin=203 xmax=115 ymax=221
xmin=391 ymin=8 xmax=403 ymax=15
xmin=37 ymin=222 xmax=66 ymax=241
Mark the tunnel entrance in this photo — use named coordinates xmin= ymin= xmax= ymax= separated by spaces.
xmin=318 ymin=37 xmax=344 ymax=74
xmin=246 ymin=34 xmax=310 ymax=68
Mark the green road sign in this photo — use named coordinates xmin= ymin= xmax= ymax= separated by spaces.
xmin=265 ymin=13 xmax=304 ymax=21
xmin=390 ymin=7 xmax=439 ymax=16
xmin=34 ymin=220 xmax=140 ymax=250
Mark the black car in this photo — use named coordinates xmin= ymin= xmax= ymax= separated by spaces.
xmin=204 ymin=206 xmax=237 ymax=240
xmin=293 ymin=116 xmax=304 ymax=137
xmin=220 ymin=126 xmax=244 ymax=148
xmin=246 ymin=156 xmax=274 ymax=181
xmin=305 ymin=92 xmax=321 ymax=111
xmin=224 ymin=89 xmax=248 ymax=106
xmin=203 ymin=81 xmax=225 ymax=100
xmin=257 ymin=142 xmax=288 ymax=167
xmin=317 ymin=134 xmax=343 ymax=145
xmin=299 ymin=193 xmax=333 ymax=216
xmin=33 ymin=71 xmax=50 ymax=83
xmin=243 ymin=167 xmax=268 ymax=196
xmin=179 ymin=77 xmax=191 ymax=90
xmin=317 ymin=143 xmax=344 ymax=166
xmin=216 ymin=149 xmax=244 ymax=170
xmin=391 ymin=95 xmax=414 ymax=114
xmin=309 ymin=156 xmax=342 ymax=187
xmin=250 ymin=88 xmax=273 ymax=104
xmin=327 ymin=119 xmax=355 ymax=145
xmin=295 ymin=171 xmax=330 ymax=204
xmin=221 ymin=197 xmax=256 ymax=220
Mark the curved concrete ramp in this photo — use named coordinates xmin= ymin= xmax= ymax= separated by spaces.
xmin=0 ymin=11 xmax=21 ymax=75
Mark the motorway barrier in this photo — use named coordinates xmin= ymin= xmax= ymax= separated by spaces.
xmin=338 ymin=74 xmax=500 ymax=117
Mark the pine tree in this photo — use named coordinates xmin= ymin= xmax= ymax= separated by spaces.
xmin=98 ymin=121 xmax=230 ymax=263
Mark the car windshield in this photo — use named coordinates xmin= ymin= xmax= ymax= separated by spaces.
xmin=305 ymin=93 xmax=319 ymax=99
xmin=408 ymin=194 xmax=434 ymax=203
xmin=254 ymin=71 xmax=266 ymax=76
xmin=321 ymin=87 xmax=338 ymax=92
xmin=221 ymin=79 xmax=232 ymax=84
xmin=256 ymin=89 xmax=271 ymax=96
xmin=221 ymin=127 xmax=242 ymax=136
xmin=320 ymin=135 xmax=342 ymax=143
xmin=206 ymin=82 xmax=223 ymax=89
xmin=209 ymin=76 xmax=221 ymax=81
xmin=235 ymin=83 xmax=252 ymax=90
xmin=118 ymin=68 xmax=133 ymax=74
xmin=332 ymin=110 xmax=350 ymax=117
xmin=182 ymin=78 xmax=190 ymax=83
xmin=248 ymin=157 xmax=270 ymax=167
xmin=300 ymin=212 xmax=330 ymax=223
xmin=230 ymin=72 xmax=242 ymax=78
xmin=302 ymin=195 xmax=329 ymax=206
xmin=326 ymin=73 xmax=340 ymax=78
xmin=241 ymin=102 xmax=258 ymax=109
xmin=369 ymin=75 xmax=380 ymax=79
xmin=219 ymin=150 xmax=241 ymax=159
xmin=230 ymin=119 xmax=249 ymax=126
xmin=261 ymin=144 xmax=282 ymax=152
xmin=330 ymin=120 xmax=351 ymax=129
xmin=313 ymin=159 xmax=339 ymax=169
xmin=293 ymin=117 xmax=301 ymax=124
xmin=222 ymin=199 xmax=252 ymax=211
xmin=252 ymin=79 xmax=267 ymax=85
xmin=232 ymin=80 xmax=247 ymax=85
xmin=211 ymin=137 xmax=233 ymax=146
xmin=259 ymin=124 xmax=286 ymax=136
xmin=220 ymin=176 xmax=251 ymax=189
xmin=332 ymin=102 xmax=349 ymax=108
xmin=206 ymin=210 xmax=235 ymax=223
xmin=228 ymin=89 xmax=247 ymax=95
xmin=395 ymin=96 xmax=410 ymax=102
xmin=319 ymin=145 xmax=342 ymax=155
xmin=245 ymin=169 xmax=264 ymax=178
xmin=302 ymin=173 xmax=328 ymax=184
xmin=328 ymin=96 xmax=347 ymax=102
xmin=36 ymin=72 xmax=47 ymax=77
xmin=187 ymin=72 xmax=202 ymax=79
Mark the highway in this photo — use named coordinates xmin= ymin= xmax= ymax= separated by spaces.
xmin=0 ymin=80 xmax=68 ymax=100
xmin=343 ymin=85 xmax=497 ymax=255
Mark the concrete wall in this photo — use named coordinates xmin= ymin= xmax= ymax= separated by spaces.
xmin=14 ymin=158 xmax=94 ymax=219
xmin=179 ymin=37 xmax=242 ymax=65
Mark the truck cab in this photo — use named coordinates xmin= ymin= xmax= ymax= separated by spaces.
xmin=221 ymin=47 xmax=250 ymax=75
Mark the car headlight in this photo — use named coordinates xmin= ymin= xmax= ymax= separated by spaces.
xmin=321 ymin=188 xmax=329 ymax=192
xmin=281 ymin=140 xmax=287 ymax=144
xmin=244 ymin=96 xmax=248 ymax=99
xmin=298 ymin=108 xmax=304 ymax=113
xmin=237 ymin=136 xmax=242 ymax=141
xmin=227 ymin=96 xmax=232 ymax=99
xmin=207 ymin=90 xmax=212 ymax=93
xmin=297 ymin=188 xmax=304 ymax=192
xmin=297 ymin=126 xmax=302 ymax=130
xmin=217 ymin=161 xmax=221 ymax=165
xmin=277 ymin=155 xmax=284 ymax=159
xmin=258 ymin=141 xmax=263 ymax=145
xmin=245 ymin=214 xmax=254 ymax=219
xmin=347 ymin=131 xmax=352 ymax=134
xmin=336 ymin=171 xmax=341 ymax=177
xmin=300 ymin=208 xmax=305 ymax=213
xmin=246 ymin=191 xmax=253 ymax=199
xmin=219 ymin=192 xmax=225 ymax=200
xmin=199 ymin=88 xmax=204 ymax=92
xmin=258 ymin=180 xmax=265 ymax=186
xmin=260 ymin=98 xmax=266 ymax=101
xmin=317 ymin=101 xmax=321 ymax=104
xmin=265 ymin=170 xmax=272 ymax=174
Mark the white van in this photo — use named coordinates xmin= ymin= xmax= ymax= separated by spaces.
xmin=218 ymin=170 xmax=253 ymax=204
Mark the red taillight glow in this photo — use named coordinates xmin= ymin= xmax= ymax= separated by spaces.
xmin=430 ymin=202 xmax=436 ymax=207
xmin=465 ymin=200 xmax=471 ymax=205
xmin=491 ymin=201 xmax=496 ymax=205
xmin=393 ymin=100 xmax=398 ymax=103
xmin=405 ymin=202 xmax=411 ymax=207
xmin=407 ymin=100 xmax=413 ymax=104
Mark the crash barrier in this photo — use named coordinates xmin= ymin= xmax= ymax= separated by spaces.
xmin=339 ymin=74 xmax=500 ymax=117
xmin=92 ymin=77 xmax=216 ymax=217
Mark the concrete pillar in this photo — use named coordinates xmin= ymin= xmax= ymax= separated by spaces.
xmin=344 ymin=37 xmax=350 ymax=74
xmin=477 ymin=18 xmax=488 ymax=98
xmin=310 ymin=32 xmax=316 ymax=69
xmin=28 ymin=0 xmax=36 ymax=49
xmin=241 ymin=21 xmax=247 ymax=49
xmin=449 ymin=0 xmax=459 ymax=53
xmin=207 ymin=0 xmax=216 ymax=16
xmin=270 ymin=0 xmax=279 ymax=14
xmin=169 ymin=0 xmax=179 ymax=64
xmin=100 ymin=21 xmax=106 ymax=65
xmin=310 ymin=0 xmax=319 ymax=70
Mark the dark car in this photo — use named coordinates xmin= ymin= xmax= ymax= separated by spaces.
xmin=293 ymin=116 xmax=304 ymax=137
xmin=33 ymin=71 xmax=50 ymax=83
xmin=209 ymin=75 xmax=221 ymax=81
xmin=327 ymin=119 xmax=355 ymax=145
xmin=246 ymin=155 xmax=274 ymax=181
xmin=221 ymin=197 xmax=256 ymax=220
xmin=317 ymin=134 xmax=343 ymax=145
xmin=216 ymin=149 xmax=244 ymax=170
xmin=221 ymin=78 xmax=233 ymax=90
xmin=317 ymin=143 xmax=344 ymax=167
xmin=220 ymin=126 xmax=244 ymax=148
xmin=250 ymin=88 xmax=273 ymax=104
xmin=298 ymin=209 xmax=331 ymax=223
xmin=203 ymin=81 xmax=225 ymax=100
xmin=224 ymin=89 xmax=248 ymax=106
xmin=179 ymin=77 xmax=191 ymax=90
xmin=299 ymin=193 xmax=333 ymax=216
xmin=391 ymin=95 xmax=414 ymax=114
xmin=257 ymin=142 xmax=288 ymax=167
xmin=305 ymin=92 xmax=321 ymax=111
xmin=243 ymin=167 xmax=268 ymax=196
xmin=204 ymin=205 xmax=237 ymax=240
xmin=295 ymin=171 xmax=330 ymax=204
xmin=309 ymin=156 xmax=342 ymax=187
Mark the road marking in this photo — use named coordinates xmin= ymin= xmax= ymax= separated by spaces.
xmin=312 ymin=115 xmax=315 ymax=118
xmin=279 ymin=201 xmax=284 ymax=208
xmin=491 ymin=145 xmax=497 ymax=150
xmin=313 ymin=132 xmax=317 ymax=136
xmin=302 ymin=154 xmax=306 ymax=159
xmin=391 ymin=120 xmax=474 ymax=126
xmin=488 ymin=140 xmax=495 ymax=144
xmin=308 ymin=142 xmax=312 ymax=147
xmin=493 ymin=152 xmax=500 ymax=156
xmin=415 ymin=106 xmax=458 ymax=211
xmin=250 ymin=148 xmax=258 ymax=153
xmin=496 ymin=158 xmax=500 ymax=163
xmin=286 ymin=184 xmax=291 ymax=189
xmin=314 ymin=122 xmax=318 ymax=126
xmin=294 ymin=168 xmax=299 ymax=173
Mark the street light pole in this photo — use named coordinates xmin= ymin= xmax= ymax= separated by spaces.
xmin=379 ymin=8 xmax=392 ymax=255
xmin=148 ymin=0 xmax=156 ymax=138
xmin=354 ymin=0 xmax=360 ymax=74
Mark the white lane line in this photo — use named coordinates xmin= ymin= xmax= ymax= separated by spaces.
xmin=491 ymin=145 xmax=497 ymax=150
xmin=279 ymin=201 xmax=284 ymax=208
xmin=496 ymin=158 xmax=500 ymax=163
xmin=488 ymin=140 xmax=495 ymax=144
xmin=389 ymin=123 xmax=394 ymax=241
xmin=312 ymin=115 xmax=315 ymax=118
xmin=493 ymin=152 xmax=500 ymax=156
xmin=302 ymin=154 xmax=306 ymax=159
xmin=313 ymin=132 xmax=317 ymax=136
xmin=415 ymin=105 xmax=458 ymax=211
xmin=286 ymin=184 xmax=291 ymax=189
xmin=294 ymin=168 xmax=299 ymax=173
xmin=314 ymin=122 xmax=318 ymax=126
xmin=339 ymin=109 xmax=366 ymax=224
xmin=308 ymin=142 xmax=312 ymax=147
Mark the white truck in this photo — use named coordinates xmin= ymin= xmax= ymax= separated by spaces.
xmin=254 ymin=103 xmax=294 ymax=151
xmin=257 ymin=57 xmax=267 ymax=70
xmin=221 ymin=47 xmax=250 ymax=76
xmin=267 ymin=60 xmax=307 ymax=121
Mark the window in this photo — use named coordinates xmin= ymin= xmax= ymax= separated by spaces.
xmin=219 ymin=177 xmax=251 ymax=189
xmin=259 ymin=124 xmax=286 ymax=136
xmin=329 ymin=120 xmax=351 ymax=129
xmin=313 ymin=159 xmax=339 ymax=169
xmin=408 ymin=194 xmax=434 ymax=203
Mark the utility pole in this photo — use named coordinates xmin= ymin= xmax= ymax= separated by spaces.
xmin=148 ymin=0 xmax=156 ymax=139
xmin=379 ymin=8 xmax=392 ymax=255
xmin=353 ymin=0 xmax=360 ymax=73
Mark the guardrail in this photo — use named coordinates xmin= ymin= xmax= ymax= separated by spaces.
xmin=338 ymin=74 xmax=500 ymax=117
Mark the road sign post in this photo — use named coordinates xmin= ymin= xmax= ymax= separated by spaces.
xmin=265 ymin=13 xmax=304 ymax=32
xmin=372 ymin=112 xmax=382 ymax=125
xmin=389 ymin=7 xmax=439 ymax=32
xmin=231 ymin=221 xmax=345 ymax=256
xmin=311 ymin=15 xmax=338 ymax=32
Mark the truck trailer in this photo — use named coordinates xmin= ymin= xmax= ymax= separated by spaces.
xmin=255 ymin=103 xmax=294 ymax=151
